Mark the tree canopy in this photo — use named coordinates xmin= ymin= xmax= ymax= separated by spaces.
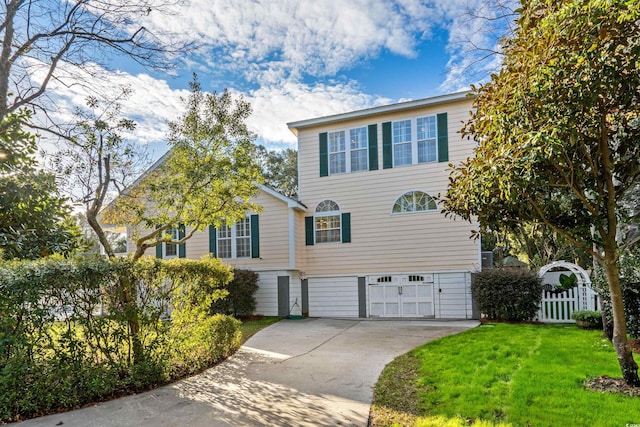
xmin=0 ymin=110 xmax=78 ymax=259
xmin=444 ymin=0 xmax=640 ymax=385
xmin=101 ymin=77 xmax=262 ymax=259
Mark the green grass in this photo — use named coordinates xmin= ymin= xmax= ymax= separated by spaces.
xmin=371 ymin=323 xmax=640 ymax=427
xmin=238 ymin=316 xmax=280 ymax=343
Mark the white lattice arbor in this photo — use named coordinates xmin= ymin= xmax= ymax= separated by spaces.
xmin=537 ymin=261 xmax=600 ymax=323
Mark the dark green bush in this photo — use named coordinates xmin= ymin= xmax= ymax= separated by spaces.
xmin=210 ymin=268 xmax=258 ymax=317
xmin=0 ymin=254 xmax=237 ymax=422
xmin=472 ymin=269 xmax=543 ymax=321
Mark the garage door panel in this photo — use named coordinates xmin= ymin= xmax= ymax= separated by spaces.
xmin=369 ymin=274 xmax=434 ymax=318
xmin=307 ymin=277 xmax=359 ymax=317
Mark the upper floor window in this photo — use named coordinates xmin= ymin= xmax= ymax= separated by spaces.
xmin=327 ymin=127 xmax=368 ymax=175
xmin=328 ymin=130 xmax=346 ymax=174
xmin=392 ymin=191 xmax=437 ymax=214
xmin=392 ymin=115 xmax=438 ymax=167
xmin=392 ymin=120 xmax=412 ymax=166
xmin=217 ymin=217 xmax=251 ymax=258
xmin=164 ymin=226 xmax=179 ymax=258
xmin=417 ymin=116 xmax=437 ymax=163
xmin=350 ymin=127 xmax=368 ymax=172
xmin=315 ymin=200 xmax=341 ymax=243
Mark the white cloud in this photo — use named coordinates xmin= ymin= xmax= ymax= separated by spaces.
xmin=241 ymin=81 xmax=391 ymax=145
xmin=138 ymin=0 xmax=446 ymax=85
xmin=437 ymin=0 xmax=518 ymax=92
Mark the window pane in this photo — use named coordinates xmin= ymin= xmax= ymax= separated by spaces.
xmin=418 ymin=140 xmax=437 ymax=163
xmin=235 ymin=218 xmax=251 ymax=258
xmin=392 ymin=191 xmax=436 ymax=213
xmin=392 ymin=120 xmax=411 ymax=143
xmin=236 ymin=237 xmax=250 ymax=257
xmin=316 ymin=200 xmax=340 ymax=213
xmin=329 ymin=131 xmax=345 ymax=153
xmin=218 ymin=223 xmax=231 ymax=258
xmin=165 ymin=243 xmax=177 ymax=257
xmin=329 ymin=152 xmax=346 ymax=174
xmin=394 ymin=143 xmax=412 ymax=166
xmin=218 ymin=239 xmax=231 ymax=258
xmin=235 ymin=218 xmax=250 ymax=237
xmin=350 ymin=127 xmax=367 ymax=150
xmin=315 ymin=214 xmax=341 ymax=243
xmin=417 ymin=116 xmax=436 ymax=140
xmin=351 ymin=149 xmax=368 ymax=172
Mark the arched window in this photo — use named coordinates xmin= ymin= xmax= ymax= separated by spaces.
xmin=315 ymin=200 xmax=341 ymax=243
xmin=392 ymin=191 xmax=437 ymax=214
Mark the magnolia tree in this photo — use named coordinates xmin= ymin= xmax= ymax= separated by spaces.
xmin=444 ymin=0 xmax=640 ymax=385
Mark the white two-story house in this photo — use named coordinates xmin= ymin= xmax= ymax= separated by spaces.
xmin=126 ymin=91 xmax=480 ymax=319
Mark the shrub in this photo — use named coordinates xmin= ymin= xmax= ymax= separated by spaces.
xmin=0 ymin=254 xmax=236 ymax=423
xmin=571 ymin=310 xmax=603 ymax=329
xmin=210 ymin=268 xmax=259 ymax=317
xmin=472 ymin=269 xmax=543 ymax=321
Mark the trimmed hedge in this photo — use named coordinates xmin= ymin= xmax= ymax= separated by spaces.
xmin=472 ymin=269 xmax=543 ymax=321
xmin=0 ymin=255 xmax=240 ymax=423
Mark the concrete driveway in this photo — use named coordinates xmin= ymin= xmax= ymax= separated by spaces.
xmin=16 ymin=318 xmax=477 ymax=427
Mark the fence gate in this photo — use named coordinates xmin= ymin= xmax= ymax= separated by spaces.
xmin=537 ymin=261 xmax=600 ymax=323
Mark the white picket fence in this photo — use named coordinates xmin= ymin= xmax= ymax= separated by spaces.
xmin=536 ymin=261 xmax=600 ymax=323
xmin=537 ymin=285 xmax=601 ymax=323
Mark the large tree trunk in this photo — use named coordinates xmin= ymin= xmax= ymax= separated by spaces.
xmin=603 ymin=255 xmax=640 ymax=386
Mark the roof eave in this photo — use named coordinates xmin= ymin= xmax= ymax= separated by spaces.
xmin=286 ymin=91 xmax=474 ymax=132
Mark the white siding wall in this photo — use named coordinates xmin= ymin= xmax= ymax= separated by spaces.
xmin=435 ymin=272 xmax=472 ymax=319
xmin=296 ymin=98 xmax=479 ymax=276
xmin=126 ymin=189 xmax=292 ymax=269
xmin=307 ymin=277 xmax=359 ymax=317
xmin=255 ymin=271 xmax=278 ymax=316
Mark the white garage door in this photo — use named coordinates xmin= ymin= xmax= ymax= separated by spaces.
xmin=369 ymin=274 xmax=434 ymax=317
xmin=307 ymin=277 xmax=359 ymax=317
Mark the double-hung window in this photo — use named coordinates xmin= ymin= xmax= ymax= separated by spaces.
xmin=314 ymin=200 xmax=341 ymax=243
xmin=327 ymin=127 xmax=368 ymax=174
xmin=391 ymin=115 xmax=438 ymax=167
xmin=217 ymin=218 xmax=251 ymax=259
xmin=392 ymin=120 xmax=412 ymax=166
xmin=350 ymin=127 xmax=368 ymax=172
xmin=417 ymin=116 xmax=437 ymax=163
xmin=328 ymin=131 xmax=346 ymax=174
xmin=164 ymin=227 xmax=179 ymax=258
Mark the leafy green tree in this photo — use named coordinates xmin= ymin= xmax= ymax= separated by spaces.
xmin=256 ymin=146 xmax=298 ymax=198
xmin=0 ymin=110 xmax=78 ymax=259
xmin=444 ymin=0 xmax=640 ymax=385
xmin=102 ymin=76 xmax=262 ymax=260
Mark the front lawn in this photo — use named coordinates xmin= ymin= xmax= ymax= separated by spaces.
xmin=371 ymin=323 xmax=640 ymax=427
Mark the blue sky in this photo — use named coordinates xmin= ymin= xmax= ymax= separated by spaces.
xmin=41 ymin=0 xmax=513 ymax=160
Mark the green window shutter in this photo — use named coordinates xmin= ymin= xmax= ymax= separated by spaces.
xmin=155 ymin=224 xmax=163 ymax=258
xmin=319 ymin=132 xmax=328 ymax=177
xmin=209 ymin=225 xmax=217 ymax=257
xmin=437 ymin=112 xmax=449 ymax=163
xmin=368 ymin=124 xmax=378 ymax=171
xmin=382 ymin=121 xmax=393 ymax=169
xmin=341 ymin=212 xmax=351 ymax=243
xmin=250 ymin=214 xmax=260 ymax=258
xmin=178 ymin=224 xmax=186 ymax=258
xmin=305 ymin=216 xmax=314 ymax=246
